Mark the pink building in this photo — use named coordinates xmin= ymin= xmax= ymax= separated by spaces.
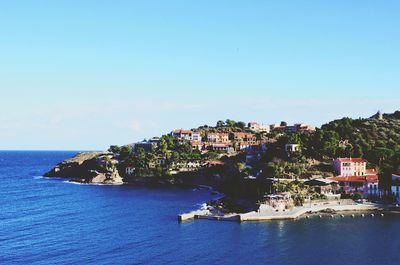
xmin=330 ymin=158 xmax=379 ymax=197
xmin=333 ymin=158 xmax=367 ymax=177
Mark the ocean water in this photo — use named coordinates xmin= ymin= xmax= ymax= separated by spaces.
xmin=1 ymin=151 xmax=400 ymax=265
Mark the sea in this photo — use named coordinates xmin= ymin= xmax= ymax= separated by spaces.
xmin=1 ymin=151 xmax=399 ymax=265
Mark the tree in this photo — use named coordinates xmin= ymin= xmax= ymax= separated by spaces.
xmin=225 ymin=119 xmax=236 ymax=127
xmin=134 ymin=147 xmax=147 ymax=173
xmin=108 ymin=145 xmax=121 ymax=154
xmin=235 ymin=121 xmax=246 ymax=129
xmin=119 ymin=145 xmax=132 ymax=160
xmin=159 ymin=138 xmax=168 ymax=155
xmin=216 ymin=120 xmax=225 ymax=127
xmin=280 ymin=121 xmax=287 ymax=127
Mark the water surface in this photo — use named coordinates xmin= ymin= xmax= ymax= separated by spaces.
xmin=1 ymin=151 xmax=399 ymax=265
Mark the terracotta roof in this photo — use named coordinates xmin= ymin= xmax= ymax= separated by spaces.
xmin=212 ymin=143 xmax=232 ymax=147
xmin=173 ymin=129 xmax=192 ymax=134
xmin=234 ymin=132 xmax=256 ymax=137
xmin=207 ymin=132 xmax=229 ymax=136
xmin=365 ymin=169 xmax=377 ymax=175
xmin=206 ymin=160 xmax=225 ymax=165
xmin=335 ymin=158 xmax=367 ymax=163
xmin=328 ymin=175 xmax=378 ymax=183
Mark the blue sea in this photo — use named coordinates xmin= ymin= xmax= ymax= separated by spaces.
xmin=1 ymin=151 xmax=399 ymax=265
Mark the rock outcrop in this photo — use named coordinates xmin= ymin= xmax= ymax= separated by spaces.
xmin=44 ymin=152 xmax=124 ymax=185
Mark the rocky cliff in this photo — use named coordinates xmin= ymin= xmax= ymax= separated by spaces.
xmin=44 ymin=152 xmax=123 ymax=185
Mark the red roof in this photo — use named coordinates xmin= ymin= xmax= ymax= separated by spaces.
xmin=365 ymin=169 xmax=377 ymax=175
xmin=329 ymin=175 xmax=378 ymax=183
xmin=335 ymin=158 xmax=367 ymax=163
xmin=189 ymin=141 xmax=202 ymax=146
xmin=234 ymin=132 xmax=256 ymax=137
xmin=173 ymin=129 xmax=192 ymax=134
xmin=208 ymin=132 xmax=229 ymax=136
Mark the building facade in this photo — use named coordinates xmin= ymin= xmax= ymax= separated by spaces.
xmin=333 ymin=158 xmax=367 ymax=177
xmin=248 ymin=122 xmax=270 ymax=133
xmin=207 ymin=132 xmax=230 ymax=143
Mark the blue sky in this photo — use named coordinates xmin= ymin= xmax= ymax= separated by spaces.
xmin=0 ymin=0 xmax=399 ymax=150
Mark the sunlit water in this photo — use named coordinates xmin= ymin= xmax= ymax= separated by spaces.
xmin=1 ymin=151 xmax=399 ymax=265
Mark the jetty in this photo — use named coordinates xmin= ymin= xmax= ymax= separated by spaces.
xmin=179 ymin=201 xmax=385 ymax=222
xmin=239 ymin=203 xmax=380 ymax=221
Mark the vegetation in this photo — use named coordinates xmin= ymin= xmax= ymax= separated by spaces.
xmin=107 ymin=111 xmax=400 ymax=199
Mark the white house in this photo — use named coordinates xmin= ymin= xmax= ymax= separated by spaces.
xmin=171 ymin=129 xmax=193 ymax=141
xmin=285 ymin=144 xmax=300 ymax=153
xmin=248 ymin=122 xmax=270 ymax=133
xmin=191 ymin=132 xmax=202 ymax=142
xmin=126 ymin=166 xmax=135 ymax=175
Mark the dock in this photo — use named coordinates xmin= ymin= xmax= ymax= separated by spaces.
xmin=239 ymin=203 xmax=380 ymax=221
xmin=179 ymin=203 xmax=384 ymax=222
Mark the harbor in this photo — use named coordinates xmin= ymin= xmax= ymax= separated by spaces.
xmin=179 ymin=200 xmax=391 ymax=222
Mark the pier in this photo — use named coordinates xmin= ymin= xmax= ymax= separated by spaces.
xmin=179 ymin=202 xmax=385 ymax=222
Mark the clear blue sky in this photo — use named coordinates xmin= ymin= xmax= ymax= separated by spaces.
xmin=1 ymin=0 xmax=399 ymax=150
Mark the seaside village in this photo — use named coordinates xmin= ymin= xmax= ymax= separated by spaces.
xmin=121 ymin=119 xmax=400 ymax=221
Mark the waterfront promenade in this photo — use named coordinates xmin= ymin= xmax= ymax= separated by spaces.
xmin=239 ymin=202 xmax=380 ymax=221
xmin=179 ymin=200 xmax=385 ymax=222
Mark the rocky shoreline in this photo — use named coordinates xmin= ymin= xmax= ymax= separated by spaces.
xmin=44 ymin=152 xmax=209 ymax=188
xmin=44 ymin=152 xmax=124 ymax=185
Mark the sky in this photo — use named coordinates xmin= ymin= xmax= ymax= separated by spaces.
xmin=0 ymin=0 xmax=399 ymax=150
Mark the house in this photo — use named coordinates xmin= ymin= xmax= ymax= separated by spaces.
xmin=191 ymin=132 xmax=202 ymax=142
xmin=285 ymin=144 xmax=300 ymax=153
xmin=134 ymin=141 xmax=158 ymax=153
xmin=148 ymin=156 xmax=167 ymax=168
xmin=207 ymin=132 xmax=230 ymax=143
xmin=330 ymin=158 xmax=379 ymax=197
xmin=244 ymin=144 xmax=264 ymax=164
xmin=190 ymin=140 xmax=203 ymax=151
xmin=260 ymin=192 xmax=292 ymax=212
xmin=333 ymin=158 xmax=367 ymax=176
xmin=270 ymin=124 xmax=286 ymax=133
xmin=125 ymin=166 xmax=135 ymax=175
xmin=233 ymin=132 xmax=257 ymax=144
xmin=208 ymin=143 xmax=234 ymax=153
xmin=239 ymin=142 xmax=252 ymax=151
xmin=304 ymin=178 xmax=340 ymax=198
xmin=248 ymin=122 xmax=270 ymax=133
xmin=171 ymin=129 xmax=202 ymax=142
xmin=171 ymin=129 xmax=193 ymax=141
xmin=270 ymin=123 xmax=315 ymax=133
xmin=295 ymin=123 xmax=316 ymax=133
xmin=392 ymin=174 xmax=400 ymax=203
xmin=285 ymin=123 xmax=316 ymax=133
xmin=328 ymin=174 xmax=379 ymax=197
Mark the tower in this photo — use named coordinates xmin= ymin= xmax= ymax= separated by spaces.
xmin=377 ymin=110 xmax=383 ymax=120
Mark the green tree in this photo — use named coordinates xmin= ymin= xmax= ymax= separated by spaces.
xmin=108 ymin=145 xmax=121 ymax=154
xmin=134 ymin=147 xmax=147 ymax=172
xmin=235 ymin=121 xmax=246 ymax=129
xmin=225 ymin=119 xmax=236 ymax=127
xmin=120 ymin=145 xmax=132 ymax=160
xmin=216 ymin=120 xmax=225 ymax=127
xmin=280 ymin=121 xmax=287 ymax=126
